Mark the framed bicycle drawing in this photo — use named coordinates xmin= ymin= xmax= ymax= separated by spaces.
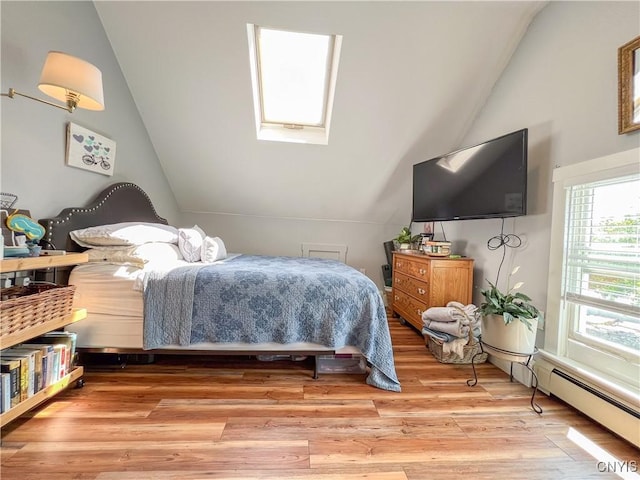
xmin=66 ymin=122 xmax=117 ymax=176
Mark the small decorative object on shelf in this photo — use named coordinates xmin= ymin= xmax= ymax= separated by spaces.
xmin=4 ymin=210 xmax=46 ymax=258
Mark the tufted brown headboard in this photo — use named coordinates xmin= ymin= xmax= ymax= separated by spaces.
xmin=39 ymin=182 xmax=168 ymax=252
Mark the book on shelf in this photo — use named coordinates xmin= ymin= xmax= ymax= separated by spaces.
xmin=19 ymin=344 xmax=55 ymax=389
xmin=53 ymin=345 xmax=65 ymax=380
xmin=0 ymin=359 xmax=20 ymax=408
xmin=1 ymin=373 xmax=10 ymax=413
xmin=29 ymin=332 xmax=77 ymax=377
xmin=8 ymin=348 xmax=43 ymax=394
xmin=0 ymin=354 xmax=29 ymax=402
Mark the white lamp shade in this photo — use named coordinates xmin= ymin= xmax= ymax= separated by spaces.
xmin=38 ymin=51 xmax=104 ymax=111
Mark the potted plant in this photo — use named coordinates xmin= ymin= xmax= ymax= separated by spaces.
xmin=479 ymin=266 xmax=542 ymax=357
xmin=394 ymin=226 xmax=421 ymax=250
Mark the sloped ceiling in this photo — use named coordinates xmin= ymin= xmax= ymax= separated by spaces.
xmin=95 ymin=1 xmax=544 ymax=224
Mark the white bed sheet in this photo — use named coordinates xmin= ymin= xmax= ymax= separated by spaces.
xmin=70 ymin=263 xmax=144 ymax=318
xmin=67 ymin=262 xmax=357 ymax=354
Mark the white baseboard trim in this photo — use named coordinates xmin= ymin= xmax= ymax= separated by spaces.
xmin=534 ymin=352 xmax=639 ymax=446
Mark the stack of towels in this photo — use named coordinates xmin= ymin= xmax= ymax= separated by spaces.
xmin=422 ymin=301 xmax=481 ymax=358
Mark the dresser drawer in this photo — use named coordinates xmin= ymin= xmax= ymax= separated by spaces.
xmin=392 ymin=288 xmax=427 ymax=329
xmin=394 ymin=256 xmax=430 ymax=281
xmin=394 ymin=271 xmax=429 ymax=301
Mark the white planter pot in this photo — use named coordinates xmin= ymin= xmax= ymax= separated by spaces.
xmin=481 ymin=314 xmax=538 ymax=360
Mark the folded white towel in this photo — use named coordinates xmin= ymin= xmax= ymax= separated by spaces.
xmin=423 ymin=303 xmax=480 ymax=325
xmin=447 ymin=302 xmax=480 ymax=326
xmin=422 ymin=306 xmax=457 ymax=323
xmin=446 ymin=301 xmax=467 ymax=309
xmin=423 ymin=319 xmax=470 ymax=338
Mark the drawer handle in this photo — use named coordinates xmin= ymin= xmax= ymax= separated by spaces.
xmin=418 ymin=268 xmax=426 ymax=274
xmin=395 ymin=278 xmax=400 ymax=283
xmin=417 ymin=309 xmax=422 ymax=315
xmin=394 ymin=295 xmax=399 ymax=300
xmin=417 ymin=288 xmax=426 ymax=295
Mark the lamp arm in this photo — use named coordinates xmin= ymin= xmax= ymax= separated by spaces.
xmin=1 ymin=87 xmax=75 ymax=113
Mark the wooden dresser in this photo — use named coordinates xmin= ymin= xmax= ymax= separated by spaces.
xmin=391 ymin=251 xmax=474 ymax=331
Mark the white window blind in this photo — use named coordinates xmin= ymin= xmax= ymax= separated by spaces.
xmin=563 ymin=173 xmax=640 ymax=360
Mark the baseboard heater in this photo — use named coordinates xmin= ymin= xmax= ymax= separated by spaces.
xmin=548 ymin=368 xmax=639 ymax=446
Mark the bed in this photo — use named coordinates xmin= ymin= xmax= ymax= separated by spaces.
xmin=39 ymin=183 xmax=401 ymax=391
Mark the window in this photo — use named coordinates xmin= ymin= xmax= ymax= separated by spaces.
xmin=546 ymin=148 xmax=639 ymax=390
xmin=564 ymin=175 xmax=639 ymax=359
xmin=246 ymin=24 xmax=342 ymax=145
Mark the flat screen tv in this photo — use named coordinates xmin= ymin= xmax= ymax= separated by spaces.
xmin=412 ymin=128 xmax=528 ymax=222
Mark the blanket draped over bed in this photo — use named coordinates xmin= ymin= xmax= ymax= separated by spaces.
xmin=142 ymin=255 xmax=401 ymax=392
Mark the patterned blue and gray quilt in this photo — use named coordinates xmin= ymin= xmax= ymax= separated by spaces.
xmin=142 ymin=255 xmax=401 ymax=391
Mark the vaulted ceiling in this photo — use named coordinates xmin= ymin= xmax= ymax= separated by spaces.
xmin=95 ymin=1 xmax=545 ymax=224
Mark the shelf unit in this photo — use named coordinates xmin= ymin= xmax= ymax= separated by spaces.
xmin=0 ymin=252 xmax=88 ymax=274
xmin=1 ymin=252 xmax=88 ymax=427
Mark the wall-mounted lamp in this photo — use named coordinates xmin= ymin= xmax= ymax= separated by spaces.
xmin=1 ymin=51 xmax=104 ymax=113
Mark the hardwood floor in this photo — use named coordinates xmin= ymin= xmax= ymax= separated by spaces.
xmin=1 ymin=318 xmax=638 ymax=479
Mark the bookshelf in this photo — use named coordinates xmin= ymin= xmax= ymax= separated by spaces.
xmin=0 ymin=252 xmax=88 ymax=273
xmin=1 ymin=252 xmax=88 ymax=427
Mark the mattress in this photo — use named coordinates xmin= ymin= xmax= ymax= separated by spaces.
xmin=67 ymin=263 xmax=356 ymax=354
xmin=71 ymin=263 xmax=143 ymax=318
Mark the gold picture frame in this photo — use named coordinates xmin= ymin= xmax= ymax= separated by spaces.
xmin=618 ymin=35 xmax=640 ymax=134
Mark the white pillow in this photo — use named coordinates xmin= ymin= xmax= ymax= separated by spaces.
xmin=201 ymin=236 xmax=227 ymax=263
xmin=135 ymin=242 xmax=184 ymax=264
xmin=71 ymin=222 xmax=178 ymax=247
xmin=178 ymin=225 xmax=206 ymax=262
xmin=85 ymin=242 xmax=183 ymax=268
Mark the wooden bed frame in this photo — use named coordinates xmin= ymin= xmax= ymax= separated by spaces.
xmin=38 ymin=182 xmax=337 ymax=377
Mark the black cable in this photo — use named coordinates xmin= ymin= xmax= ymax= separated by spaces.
xmin=487 ymin=217 xmax=522 ymax=286
xmin=38 ymin=239 xmax=57 ymax=250
xmin=439 ymin=222 xmax=447 ymax=242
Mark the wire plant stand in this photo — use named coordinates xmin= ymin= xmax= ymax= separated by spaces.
xmin=0 ymin=192 xmax=18 ymax=210
xmin=466 ymin=337 xmax=542 ymax=414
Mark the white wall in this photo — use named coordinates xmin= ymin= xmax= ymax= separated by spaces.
xmin=1 ymin=1 xmax=179 ymax=224
xmin=182 ymin=210 xmax=401 ymax=284
xmin=419 ymin=1 xmax=639 ymax=351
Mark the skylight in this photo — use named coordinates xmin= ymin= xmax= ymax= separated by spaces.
xmin=247 ymin=24 xmax=342 ymax=145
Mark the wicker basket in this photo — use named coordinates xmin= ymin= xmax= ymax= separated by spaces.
xmin=426 ymin=334 xmax=488 ymax=364
xmin=0 ymin=283 xmax=76 ymax=339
